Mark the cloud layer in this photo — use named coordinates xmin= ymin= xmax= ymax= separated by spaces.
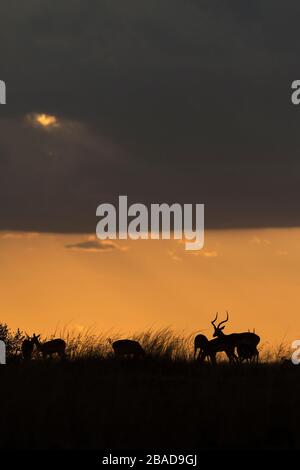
xmin=65 ymin=239 xmax=124 ymax=253
xmin=1 ymin=1 xmax=300 ymax=232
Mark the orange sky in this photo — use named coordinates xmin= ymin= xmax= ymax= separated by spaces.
xmin=1 ymin=228 xmax=299 ymax=347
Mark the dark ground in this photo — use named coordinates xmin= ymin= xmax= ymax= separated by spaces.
xmin=0 ymin=358 xmax=299 ymax=450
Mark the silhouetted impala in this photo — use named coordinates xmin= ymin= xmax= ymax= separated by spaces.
xmin=194 ymin=334 xmax=209 ymax=359
xmin=110 ymin=339 xmax=145 ymax=358
xmin=194 ymin=333 xmax=237 ymax=364
xmin=32 ymin=334 xmax=66 ymax=360
xmin=21 ymin=336 xmax=34 ymax=361
xmin=211 ymin=312 xmax=260 ymax=363
xmin=237 ymin=343 xmax=259 ymax=363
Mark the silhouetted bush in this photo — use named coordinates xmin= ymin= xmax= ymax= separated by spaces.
xmin=0 ymin=322 xmax=24 ymax=360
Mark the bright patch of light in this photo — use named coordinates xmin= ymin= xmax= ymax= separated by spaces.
xmin=35 ymin=113 xmax=57 ymax=127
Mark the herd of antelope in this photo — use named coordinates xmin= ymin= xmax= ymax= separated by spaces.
xmin=194 ymin=312 xmax=260 ymax=364
xmin=22 ymin=334 xmax=67 ymax=361
xmin=21 ymin=312 xmax=260 ymax=365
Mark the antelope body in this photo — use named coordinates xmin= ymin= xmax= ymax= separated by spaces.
xmin=211 ymin=312 xmax=260 ymax=363
xmin=237 ymin=343 xmax=259 ymax=363
xmin=194 ymin=333 xmax=238 ymax=364
xmin=111 ymin=339 xmax=145 ymax=358
xmin=32 ymin=334 xmax=66 ymax=360
xmin=194 ymin=334 xmax=209 ymax=359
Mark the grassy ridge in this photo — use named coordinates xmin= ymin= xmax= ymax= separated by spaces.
xmin=0 ymin=326 xmax=298 ymax=450
xmin=0 ymin=359 xmax=299 ymax=450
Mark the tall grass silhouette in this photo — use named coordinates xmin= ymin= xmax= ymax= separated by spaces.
xmin=0 ymin=322 xmax=292 ymax=364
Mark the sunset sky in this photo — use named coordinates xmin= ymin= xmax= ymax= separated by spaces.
xmin=1 ymin=2 xmax=300 ymax=347
xmin=1 ymin=228 xmax=300 ymax=345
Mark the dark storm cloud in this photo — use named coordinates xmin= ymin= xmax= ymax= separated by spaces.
xmin=1 ymin=0 xmax=300 ymax=232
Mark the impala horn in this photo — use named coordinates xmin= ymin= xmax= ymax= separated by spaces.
xmin=211 ymin=312 xmax=218 ymax=330
xmin=217 ymin=311 xmax=229 ymax=329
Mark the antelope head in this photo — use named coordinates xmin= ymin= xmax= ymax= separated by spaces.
xmin=211 ymin=311 xmax=229 ymax=338
xmin=31 ymin=333 xmax=41 ymax=347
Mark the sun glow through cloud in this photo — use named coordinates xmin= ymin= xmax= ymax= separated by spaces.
xmin=35 ymin=113 xmax=57 ymax=127
xmin=26 ymin=113 xmax=59 ymax=128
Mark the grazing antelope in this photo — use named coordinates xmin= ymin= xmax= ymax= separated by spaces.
xmin=110 ymin=339 xmax=145 ymax=358
xmin=237 ymin=343 xmax=259 ymax=364
xmin=194 ymin=334 xmax=210 ymax=360
xmin=32 ymin=334 xmax=66 ymax=360
xmin=211 ymin=312 xmax=260 ymax=363
xmin=198 ymin=336 xmax=237 ymax=364
xmin=21 ymin=337 xmax=34 ymax=361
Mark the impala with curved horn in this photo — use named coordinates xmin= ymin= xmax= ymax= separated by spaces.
xmin=211 ymin=312 xmax=260 ymax=363
xmin=32 ymin=334 xmax=66 ymax=360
